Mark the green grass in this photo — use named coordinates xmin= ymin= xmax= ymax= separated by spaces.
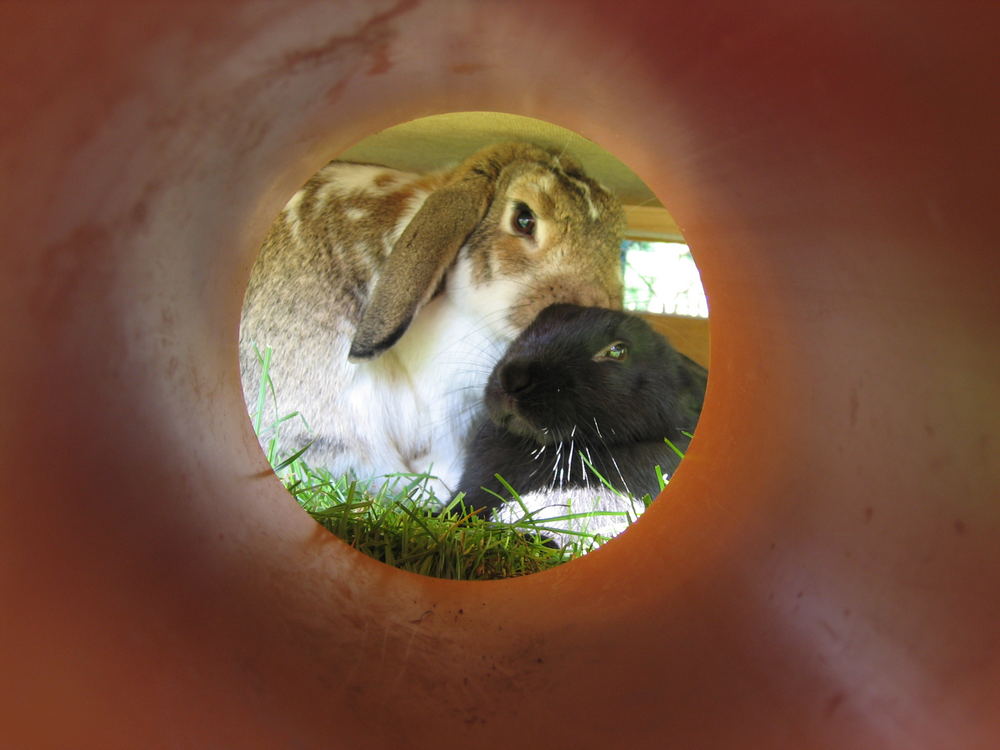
xmin=250 ymin=346 xmax=665 ymax=580
xmin=283 ymin=467 xmax=593 ymax=579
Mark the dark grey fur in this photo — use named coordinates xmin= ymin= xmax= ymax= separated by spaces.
xmin=459 ymin=304 xmax=707 ymax=511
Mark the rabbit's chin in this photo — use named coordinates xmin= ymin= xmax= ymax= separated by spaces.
xmin=488 ymin=409 xmax=552 ymax=446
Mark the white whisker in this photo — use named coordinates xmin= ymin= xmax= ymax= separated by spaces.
xmin=609 ymin=453 xmax=631 ymax=497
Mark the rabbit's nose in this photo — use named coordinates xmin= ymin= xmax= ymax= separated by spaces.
xmin=499 ymin=360 xmax=534 ymax=395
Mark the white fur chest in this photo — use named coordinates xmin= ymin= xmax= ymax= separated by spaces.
xmin=341 ymin=292 xmax=511 ymax=499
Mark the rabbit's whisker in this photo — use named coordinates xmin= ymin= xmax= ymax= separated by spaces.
xmin=592 ymin=417 xmax=604 ymax=439
xmin=608 ymin=452 xmax=631 ymax=497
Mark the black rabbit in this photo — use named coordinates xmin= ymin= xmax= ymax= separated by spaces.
xmin=459 ymin=304 xmax=707 ymax=514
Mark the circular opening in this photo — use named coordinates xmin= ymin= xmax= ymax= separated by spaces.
xmin=238 ymin=112 xmax=709 ymax=579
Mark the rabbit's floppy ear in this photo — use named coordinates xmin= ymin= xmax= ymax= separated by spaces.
xmin=348 ymin=168 xmax=494 ymax=361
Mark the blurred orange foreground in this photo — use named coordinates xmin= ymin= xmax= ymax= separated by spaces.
xmin=1 ymin=2 xmax=998 ymax=748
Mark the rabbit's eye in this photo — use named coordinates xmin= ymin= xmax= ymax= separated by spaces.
xmin=512 ymin=204 xmax=536 ymax=237
xmin=593 ymin=341 xmax=628 ymax=362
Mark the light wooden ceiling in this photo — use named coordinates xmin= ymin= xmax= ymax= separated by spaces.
xmin=337 ymin=112 xmax=681 ymax=240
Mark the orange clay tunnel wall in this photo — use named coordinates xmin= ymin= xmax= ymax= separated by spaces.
xmin=1 ymin=1 xmax=998 ymax=748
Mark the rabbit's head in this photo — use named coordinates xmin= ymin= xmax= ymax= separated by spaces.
xmin=349 ymin=143 xmax=626 ymax=360
xmin=484 ymin=304 xmax=706 ymax=446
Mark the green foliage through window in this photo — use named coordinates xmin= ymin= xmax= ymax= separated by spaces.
xmin=621 ymin=241 xmax=708 ymax=317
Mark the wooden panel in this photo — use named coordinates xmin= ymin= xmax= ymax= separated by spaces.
xmin=637 ymin=312 xmax=710 ymax=368
xmin=624 ymin=205 xmax=684 ymax=242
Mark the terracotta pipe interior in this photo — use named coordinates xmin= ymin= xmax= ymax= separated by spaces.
xmin=2 ymin=2 xmax=997 ymax=747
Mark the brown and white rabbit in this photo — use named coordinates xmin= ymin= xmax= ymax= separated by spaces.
xmin=458 ymin=303 xmax=707 ymax=542
xmin=239 ymin=143 xmax=626 ymax=498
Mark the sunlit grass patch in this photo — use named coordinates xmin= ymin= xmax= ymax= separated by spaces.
xmin=250 ymin=345 xmax=671 ymax=579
